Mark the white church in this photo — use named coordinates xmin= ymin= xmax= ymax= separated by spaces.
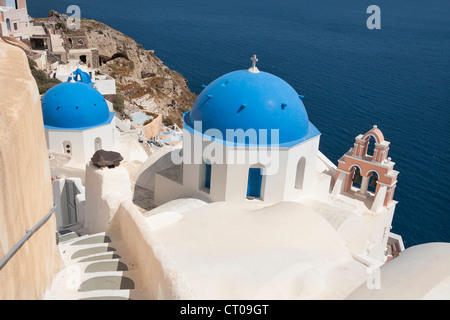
xmin=42 ymin=55 xmax=409 ymax=299
xmin=41 ymin=69 xmax=116 ymax=165
xmin=154 ymin=56 xmax=329 ymax=205
xmin=132 ymin=55 xmax=404 ymax=295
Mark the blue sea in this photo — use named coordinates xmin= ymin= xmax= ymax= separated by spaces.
xmin=27 ymin=0 xmax=450 ymax=248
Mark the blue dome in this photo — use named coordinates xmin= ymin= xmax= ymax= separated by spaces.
xmin=184 ymin=70 xmax=320 ymax=147
xmin=42 ymin=82 xmax=114 ymax=130
xmin=67 ymin=68 xmax=93 ymax=85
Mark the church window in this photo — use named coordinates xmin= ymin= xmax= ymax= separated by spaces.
xmin=199 ymin=159 xmax=212 ymax=193
xmin=205 ymin=163 xmax=212 ymax=189
xmin=295 ymin=157 xmax=306 ymax=190
xmin=63 ymin=141 xmax=72 ymax=155
xmin=247 ymin=167 xmax=263 ymax=199
xmin=94 ymin=137 xmax=102 ymax=151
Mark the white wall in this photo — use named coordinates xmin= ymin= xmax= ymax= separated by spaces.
xmin=84 ymin=162 xmax=131 ymax=234
xmin=94 ymin=78 xmax=116 ymax=95
xmin=46 ymin=120 xmax=116 ymax=165
xmin=155 ymin=131 xmax=323 ymax=205
xmin=1 ymin=8 xmax=30 ymax=38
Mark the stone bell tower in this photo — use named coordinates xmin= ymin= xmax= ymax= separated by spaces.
xmin=332 ymin=125 xmax=399 ymax=212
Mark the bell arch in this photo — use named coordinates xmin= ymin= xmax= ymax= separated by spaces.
xmin=349 ymin=164 xmax=363 ymax=189
xmin=366 ymin=169 xmax=380 ymax=194
xmin=334 ymin=126 xmax=399 ymax=212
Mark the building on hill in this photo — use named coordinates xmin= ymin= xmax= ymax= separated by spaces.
xmin=0 ymin=0 xmax=30 ymax=41
xmin=41 ymin=76 xmax=116 ymax=166
xmin=2 ymin=41 xmax=450 ymax=299
xmin=144 ymin=56 xmax=402 ymax=266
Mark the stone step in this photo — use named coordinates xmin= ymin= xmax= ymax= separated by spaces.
xmin=57 ymin=230 xmax=81 ymax=244
xmin=76 ymin=269 xmax=141 ymax=292
xmin=74 ymin=288 xmax=148 ymax=300
xmin=50 ymin=229 xmax=145 ymax=300
xmin=70 ymin=234 xmax=111 ymax=246
xmin=79 ymin=295 xmax=130 ymax=300
xmin=78 ymin=275 xmax=135 ymax=292
xmin=70 ymin=245 xmax=117 ymax=260
xmin=60 ymin=231 xmax=109 ymax=245
xmin=78 ymin=252 xmax=122 ymax=263
xmin=84 ymin=260 xmax=129 ymax=273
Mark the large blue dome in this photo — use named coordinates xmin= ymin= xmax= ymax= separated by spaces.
xmin=42 ymin=81 xmax=114 ymax=130
xmin=184 ymin=70 xmax=320 ymax=147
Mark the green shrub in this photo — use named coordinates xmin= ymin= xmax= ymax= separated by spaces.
xmin=27 ymin=57 xmax=61 ymax=94
xmin=31 ymin=69 xmax=61 ymax=95
xmin=113 ymin=93 xmax=125 ymax=112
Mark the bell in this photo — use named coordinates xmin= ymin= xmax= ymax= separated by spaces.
xmin=369 ymin=176 xmax=378 ymax=188
xmin=352 ymin=171 xmax=362 ymax=184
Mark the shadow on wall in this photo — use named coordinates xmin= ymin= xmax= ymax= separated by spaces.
xmin=132 ymin=146 xmax=182 ymax=212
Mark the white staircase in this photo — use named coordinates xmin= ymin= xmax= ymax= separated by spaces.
xmin=46 ymin=230 xmax=146 ymax=300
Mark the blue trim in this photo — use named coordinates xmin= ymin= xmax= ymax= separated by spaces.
xmin=42 ymin=82 xmax=111 ymax=130
xmin=44 ymin=112 xmax=115 ymax=131
xmin=183 ymin=112 xmax=320 ymax=148
xmin=183 ymin=70 xmax=321 ymax=147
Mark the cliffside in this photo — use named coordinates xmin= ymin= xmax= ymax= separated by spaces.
xmin=80 ymin=19 xmax=196 ymax=127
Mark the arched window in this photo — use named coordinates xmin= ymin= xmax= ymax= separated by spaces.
xmin=351 ymin=166 xmax=362 ymax=189
xmin=365 ymin=135 xmax=376 ymax=157
xmin=94 ymin=137 xmax=102 ymax=151
xmin=368 ymin=171 xmax=379 ymax=193
xmin=295 ymin=157 xmax=306 ymax=190
xmin=6 ymin=18 xmax=11 ymax=32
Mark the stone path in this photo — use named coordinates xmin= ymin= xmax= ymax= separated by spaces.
xmin=46 ymin=230 xmax=146 ymax=300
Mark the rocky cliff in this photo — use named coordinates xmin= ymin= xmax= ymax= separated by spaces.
xmin=79 ymin=19 xmax=196 ymax=126
xmin=79 ymin=19 xmax=196 ymax=127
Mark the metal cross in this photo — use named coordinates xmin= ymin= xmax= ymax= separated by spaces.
xmin=248 ymin=54 xmax=260 ymax=73
xmin=251 ymin=54 xmax=258 ymax=69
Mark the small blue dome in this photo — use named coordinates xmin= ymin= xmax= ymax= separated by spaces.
xmin=184 ymin=70 xmax=320 ymax=147
xmin=67 ymin=68 xmax=93 ymax=85
xmin=42 ymin=82 xmax=113 ymax=130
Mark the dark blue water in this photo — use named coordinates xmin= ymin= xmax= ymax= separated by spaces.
xmin=27 ymin=0 xmax=450 ymax=248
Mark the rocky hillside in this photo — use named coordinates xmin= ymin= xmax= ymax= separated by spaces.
xmin=81 ymin=19 xmax=196 ymax=127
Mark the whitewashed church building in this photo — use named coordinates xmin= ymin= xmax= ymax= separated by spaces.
xmin=41 ymin=70 xmax=116 ymax=165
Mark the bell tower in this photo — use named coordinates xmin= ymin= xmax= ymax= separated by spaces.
xmin=332 ymin=126 xmax=399 ymax=212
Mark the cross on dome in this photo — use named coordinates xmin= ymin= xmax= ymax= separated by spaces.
xmin=248 ymin=54 xmax=260 ymax=73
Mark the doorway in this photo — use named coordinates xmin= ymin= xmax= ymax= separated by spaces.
xmin=247 ymin=168 xmax=263 ymax=199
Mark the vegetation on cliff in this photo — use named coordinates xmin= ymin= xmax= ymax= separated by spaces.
xmin=27 ymin=57 xmax=61 ymax=94
xmin=28 ymin=14 xmax=197 ymax=127
xmin=80 ymin=19 xmax=197 ymax=127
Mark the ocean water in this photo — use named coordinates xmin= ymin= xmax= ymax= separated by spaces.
xmin=27 ymin=0 xmax=450 ymax=248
